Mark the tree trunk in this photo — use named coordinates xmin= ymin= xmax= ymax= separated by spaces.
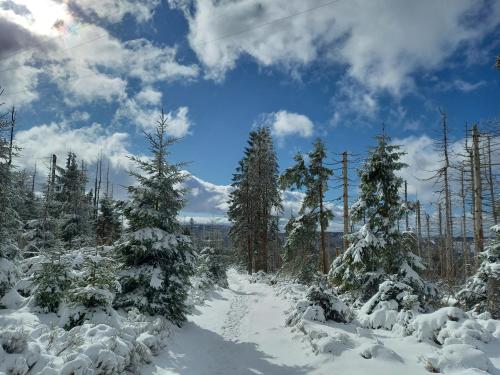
xmin=472 ymin=125 xmax=484 ymax=254
xmin=342 ymin=151 xmax=349 ymax=251
xmin=319 ymin=182 xmax=328 ymax=274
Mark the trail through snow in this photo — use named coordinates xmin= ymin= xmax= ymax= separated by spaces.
xmin=142 ymin=270 xmax=500 ymax=375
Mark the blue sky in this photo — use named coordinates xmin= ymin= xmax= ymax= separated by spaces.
xmin=1 ymin=0 xmax=499 ymax=227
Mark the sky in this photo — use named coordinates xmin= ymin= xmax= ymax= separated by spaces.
xmin=0 ymin=0 xmax=499 ymax=229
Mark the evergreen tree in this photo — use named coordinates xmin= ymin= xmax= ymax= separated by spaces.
xmin=228 ymin=128 xmax=281 ymax=273
xmin=68 ymin=248 xmax=120 ymax=310
xmin=282 ymin=213 xmax=318 ymax=283
xmin=56 ymin=153 xmax=93 ymax=247
xmin=96 ymin=196 xmax=122 ymax=245
xmin=228 ymin=157 xmax=254 ymax=273
xmin=31 ymin=168 xmax=71 ymax=312
xmin=457 ymin=225 xmax=500 ymax=318
xmin=197 ymin=246 xmax=228 ymax=288
xmin=329 ymin=133 xmax=434 ymax=306
xmin=114 ymin=110 xmax=195 ymax=326
xmin=0 ymin=101 xmax=20 ymax=301
xmin=280 ymin=139 xmax=333 ymax=274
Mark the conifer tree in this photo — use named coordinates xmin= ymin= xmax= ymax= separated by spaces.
xmin=197 ymin=246 xmax=228 ymax=288
xmin=280 ymin=139 xmax=333 ymax=274
xmin=457 ymin=225 xmax=500 ymax=318
xmin=282 ymin=213 xmax=318 ymax=283
xmin=68 ymin=249 xmax=120 ymax=310
xmin=56 ymin=153 xmax=93 ymax=247
xmin=228 ymin=128 xmax=281 ymax=273
xmin=0 ymin=97 xmax=20 ymax=301
xmin=96 ymin=196 xmax=122 ymax=245
xmin=329 ymin=133 xmax=434 ymax=305
xmin=31 ymin=165 xmax=71 ymax=312
xmin=114 ymin=110 xmax=195 ymax=326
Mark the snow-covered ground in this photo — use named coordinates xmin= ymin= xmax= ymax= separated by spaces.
xmin=143 ymin=269 xmax=500 ymax=375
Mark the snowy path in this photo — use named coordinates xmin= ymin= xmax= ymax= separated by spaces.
xmin=142 ymin=269 xmax=316 ymax=375
xmin=142 ymin=270 xmax=500 ymax=375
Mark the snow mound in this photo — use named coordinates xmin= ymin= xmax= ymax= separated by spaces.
xmin=311 ymin=331 xmax=355 ymax=356
xmin=422 ymin=344 xmax=494 ymax=374
xmin=358 ymin=342 xmax=403 ymax=362
xmin=408 ymin=307 xmax=468 ymax=343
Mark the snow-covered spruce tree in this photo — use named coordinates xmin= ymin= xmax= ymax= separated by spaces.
xmin=114 ymin=110 xmax=195 ymax=326
xmin=31 ymin=170 xmax=72 ymax=312
xmin=280 ymin=139 xmax=333 ymax=275
xmin=282 ymin=213 xmax=318 ymax=283
xmin=329 ymin=133 xmax=436 ymax=308
xmin=96 ymin=195 xmax=122 ymax=245
xmin=457 ymin=225 xmax=500 ymax=318
xmin=197 ymin=246 xmax=228 ymax=288
xmin=67 ymin=248 xmax=120 ymax=311
xmin=228 ymin=127 xmax=282 ymax=273
xmin=0 ymin=100 xmax=21 ymax=303
xmin=56 ymin=152 xmax=93 ymax=248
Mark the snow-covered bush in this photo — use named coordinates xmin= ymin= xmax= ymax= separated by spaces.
xmin=287 ymin=285 xmax=352 ymax=326
xmin=67 ymin=250 xmax=121 ymax=310
xmin=422 ymin=344 xmax=494 ymax=374
xmin=249 ymin=270 xmax=273 ymax=284
xmin=358 ymin=280 xmax=420 ymax=331
xmin=457 ymin=224 xmax=500 ymax=318
xmin=32 ymin=252 xmax=72 ymax=313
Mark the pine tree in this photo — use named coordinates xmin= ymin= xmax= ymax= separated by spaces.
xmin=329 ymin=133 xmax=434 ymax=306
xmin=280 ymin=139 xmax=333 ymax=274
xmin=228 ymin=128 xmax=281 ymax=273
xmin=114 ymin=110 xmax=195 ymax=326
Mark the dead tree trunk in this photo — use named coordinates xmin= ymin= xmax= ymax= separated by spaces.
xmin=416 ymin=200 xmax=422 ymax=257
xmin=342 ymin=151 xmax=349 ymax=251
xmin=472 ymin=124 xmax=484 ymax=254
xmin=460 ymin=167 xmax=469 ymax=276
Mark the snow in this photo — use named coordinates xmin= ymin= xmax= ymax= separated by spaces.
xmin=142 ymin=269 xmax=500 ymax=375
xmin=2 ymin=269 xmax=499 ymax=374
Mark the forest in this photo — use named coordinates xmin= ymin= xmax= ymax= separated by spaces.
xmin=0 ymin=83 xmax=499 ymax=374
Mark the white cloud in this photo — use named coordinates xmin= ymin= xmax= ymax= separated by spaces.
xmin=165 ymin=107 xmax=192 ymax=138
xmin=267 ymin=110 xmax=313 ymax=138
xmin=14 ymin=121 xmax=133 ymax=170
xmin=173 ymin=0 xmax=500 ymax=94
xmin=0 ymin=1 xmax=198 ymax=107
xmin=113 ymin=89 xmax=193 ymax=137
xmin=437 ymin=79 xmax=487 ymax=93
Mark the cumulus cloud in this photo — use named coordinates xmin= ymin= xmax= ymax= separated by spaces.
xmin=0 ymin=0 xmax=198 ymax=107
xmin=14 ymin=121 xmax=133 ymax=170
xmin=113 ymin=88 xmax=193 ymax=137
xmin=173 ymin=0 xmax=500 ymax=95
xmin=266 ymin=110 xmax=314 ymax=139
